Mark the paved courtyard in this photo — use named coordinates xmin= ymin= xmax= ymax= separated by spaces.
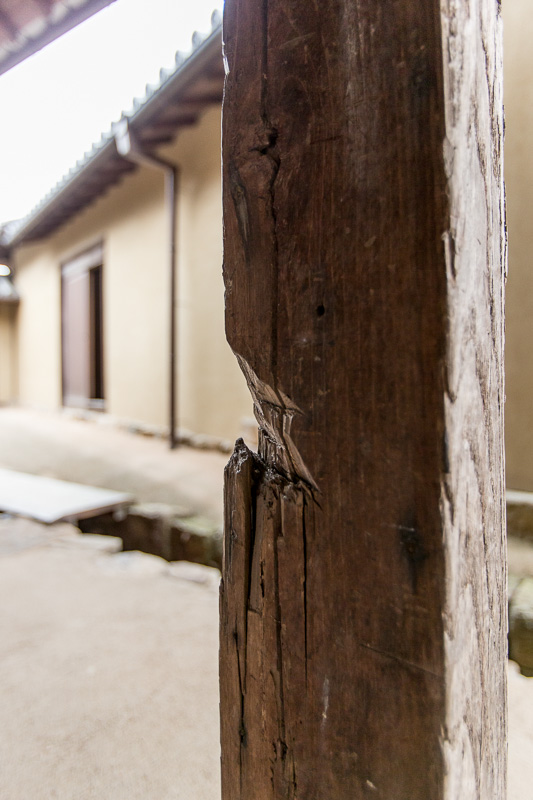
xmin=0 ymin=407 xmax=228 ymax=525
xmin=0 ymin=409 xmax=531 ymax=798
xmin=0 ymin=519 xmax=221 ymax=800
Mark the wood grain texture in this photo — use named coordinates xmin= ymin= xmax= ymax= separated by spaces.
xmin=220 ymin=1 xmax=506 ymax=797
xmin=439 ymin=0 xmax=507 ymax=796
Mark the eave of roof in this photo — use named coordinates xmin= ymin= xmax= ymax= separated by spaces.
xmin=5 ymin=16 xmax=223 ymax=251
xmin=0 ymin=0 xmax=117 ymax=77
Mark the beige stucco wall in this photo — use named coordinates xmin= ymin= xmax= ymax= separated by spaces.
xmin=15 ymin=167 xmax=168 ymax=424
xmin=504 ymin=1 xmax=533 ymax=490
xmin=0 ymin=304 xmax=17 ymax=403
xmin=15 ymin=241 xmax=62 ymax=409
xmin=161 ymin=106 xmax=252 ymax=442
xmin=13 ymin=105 xmax=251 ymax=442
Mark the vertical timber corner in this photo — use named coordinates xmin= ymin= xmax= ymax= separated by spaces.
xmin=220 ymin=1 xmax=507 ymax=798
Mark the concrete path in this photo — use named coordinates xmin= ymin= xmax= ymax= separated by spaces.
xmin=0 ymin=408 xmax=228 ymax=525
xmin=0 ymin=518 xmax=221 ymax=800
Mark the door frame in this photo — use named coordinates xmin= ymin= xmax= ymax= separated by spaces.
xmin=61 ymin=242 xmax=105 ymax=410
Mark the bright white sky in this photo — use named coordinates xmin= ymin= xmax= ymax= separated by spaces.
xmin=0 ymin=0 xmax=223 ymax=224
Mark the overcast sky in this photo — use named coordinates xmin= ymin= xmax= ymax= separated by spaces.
xmin=0 ymin=0 xmax=223 ymax=224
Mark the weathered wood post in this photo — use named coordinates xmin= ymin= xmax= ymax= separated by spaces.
xmin=220 ymin=0 xmax=507 ymax=798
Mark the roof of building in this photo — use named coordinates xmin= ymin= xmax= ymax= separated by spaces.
xmin=3 ymin=12 xmax=223 ymax=252
xmin=0 ymin=0 xmax=117 ymax=77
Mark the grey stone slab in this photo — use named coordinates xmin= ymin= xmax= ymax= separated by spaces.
xmin=167 ymin=560 xmax=221 ymax=589
xmin=169 ymin=516 xmax=222 ymax=568
xmin=0 ymin=516 xmax=79 ymax=556
xmin=98 ymin=550 xmax=169 ymax=576
xmin=51 ymin=533 xmax=123 ymax=554
xmin=0 ymin=468 xmax=132 ymax=524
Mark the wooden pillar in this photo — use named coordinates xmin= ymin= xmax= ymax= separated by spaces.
xmin=220 ymin=1 xmax=506 ymax=798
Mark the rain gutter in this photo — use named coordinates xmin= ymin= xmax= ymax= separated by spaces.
xmin=114 ymin=119 xmax=179 ymax=450
xmin=6 ymin=26 xmax=222 ymax=250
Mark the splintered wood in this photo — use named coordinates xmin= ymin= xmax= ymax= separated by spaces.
xmin=220 ymin=0 xmax=507 ymax=797
xmin=221 ymin=441 xmax=312 ymax=798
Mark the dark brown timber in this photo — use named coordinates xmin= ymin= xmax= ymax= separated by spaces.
xmin=220 ymin=1 xmax=507 ymax=798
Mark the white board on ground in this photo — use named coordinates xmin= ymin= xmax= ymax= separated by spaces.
xmin=0 ymin=468 xmax=132 ymax=524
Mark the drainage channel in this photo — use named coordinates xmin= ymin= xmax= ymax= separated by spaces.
xmin=78 ymin=502 xmax=222 ymax=570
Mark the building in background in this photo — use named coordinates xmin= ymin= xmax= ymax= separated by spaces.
xmin=2 ymin=4 xmax=533 ymax=483
xmin=0 ymin=16 xmax=253 ymax=446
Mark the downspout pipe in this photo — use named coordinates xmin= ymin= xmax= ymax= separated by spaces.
xmin=114 ymin=119 xmax=179 ymax=449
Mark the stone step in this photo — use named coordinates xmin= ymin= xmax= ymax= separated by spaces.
xmin=78 ymin=502 xmax=222 ymax=569
xmin=75 ymin=500 xmax=533 ymax=675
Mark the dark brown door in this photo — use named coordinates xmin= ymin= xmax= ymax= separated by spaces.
xmin=61 ymin=244 xmax=104 ymax=409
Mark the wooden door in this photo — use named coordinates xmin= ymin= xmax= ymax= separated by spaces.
xmin=61 ymin=244 xmax=104 ymax=409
